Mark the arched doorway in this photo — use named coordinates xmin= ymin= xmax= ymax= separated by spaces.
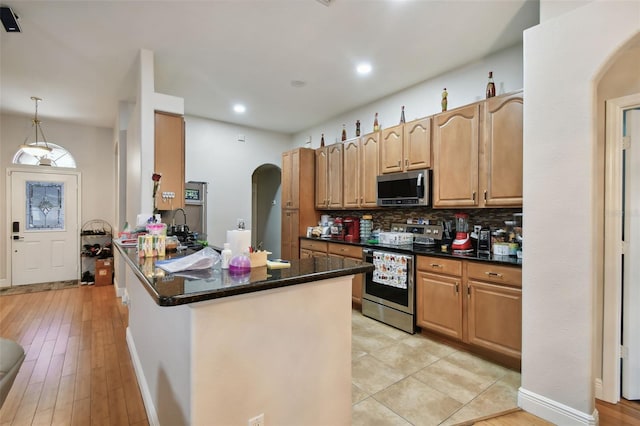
xmin=251 ymin=164 xmax=281 ymax=258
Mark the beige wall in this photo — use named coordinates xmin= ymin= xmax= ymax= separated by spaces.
xmin=594 ymin=36 xmax=640 ymax=380
xmin=521 ymin=1 xmax=640 ymax=423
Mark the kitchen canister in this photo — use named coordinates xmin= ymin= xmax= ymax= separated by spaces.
xmin=360 ymin=215 xmax=373 ymax=241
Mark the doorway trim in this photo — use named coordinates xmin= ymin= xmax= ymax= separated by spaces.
xmin=601 ymin=93 xmax=640 ymax=402
xmin=4 ymin=165 xmax=82 ymax=288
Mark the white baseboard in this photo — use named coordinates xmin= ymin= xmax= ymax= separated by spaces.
xmin=0 ymin=278 xmax=8 ymax=288
xmin=126 ymin=328 xmax=159 ymax=426
xmin=518 ymin=387 xmax=598 ymax=426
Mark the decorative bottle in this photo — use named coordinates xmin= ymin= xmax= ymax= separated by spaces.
xmin=341 ymin=124 xmax=347 ymax=141
xmin=320 ymin=133 xmax=325 ymax=147
xmin=441 ymin=88 xmax=448 ymax=112
xmin=400 ymin=106 xmax=405 ymax=124
xmin=221 ymin=243 xmax=232 ymax=269
xmin=373 ymin=113 xmax=379 ymax=132
xmin=355 ymin=120 xmax=361 ymax=137
xmin=486 ymin=71 xmax=496 ymax=98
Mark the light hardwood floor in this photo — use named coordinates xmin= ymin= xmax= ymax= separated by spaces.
xmin=0 ymin=285 xmax=147 ymax=426
xmin=2 ymin=285 xmax=639 ymax=426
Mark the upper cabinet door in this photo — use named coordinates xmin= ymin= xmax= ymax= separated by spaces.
xmin=360 ymin=132 xmax=380 ymax=207
xmin=343 ymin=139 xmax=360 ymax=209
xmin=282 ymin=149 xmax=301 ymax=209
xmin=380 ymin=124 xmax=404 ymax=174
xmin=481 ymin=92 xmax=523 ymax=207
xmin=154 ymin=111 xmax=185 ymax=210
xmin=315 ymin=148 xmax=328 ymax=209
xmin=433 ymin=104 xmax=480 ymax=207
xmin=327 ymin=144 xmax=343 ymax=209
xmin=404 ymin=117 xmax=431 ymax=170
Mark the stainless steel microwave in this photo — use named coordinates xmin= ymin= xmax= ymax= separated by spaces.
xmin=377 ymin=170 xmax=430 ymax=206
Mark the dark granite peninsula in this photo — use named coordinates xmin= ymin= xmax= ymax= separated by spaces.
xmin=114 ymin=242 xmax=372 ymax=426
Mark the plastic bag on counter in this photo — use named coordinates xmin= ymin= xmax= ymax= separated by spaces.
xmin=155 ymin=247 xmax=221 ymax=273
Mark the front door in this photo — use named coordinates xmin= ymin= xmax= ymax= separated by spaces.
xmin=10 ymin=168 xmax=80 ymax=286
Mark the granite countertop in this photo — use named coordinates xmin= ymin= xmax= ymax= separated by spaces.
xmin=301 ymin=237 xmax=522 ymax=266
xmin=114 ymin=243 xmax=373 ymax=306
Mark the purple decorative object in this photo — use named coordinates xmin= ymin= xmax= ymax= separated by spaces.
xmin=229 ymin=255 xmax=251 ymax=274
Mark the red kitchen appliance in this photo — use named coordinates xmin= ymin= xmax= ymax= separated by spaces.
xmin=451 ymin=213 xmax=473 ymax=252
xmin=343 ymin=217 xmax=360 ymax=242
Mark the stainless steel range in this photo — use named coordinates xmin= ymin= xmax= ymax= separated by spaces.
xmin=362 ymin=247 xmax=415 ymax=334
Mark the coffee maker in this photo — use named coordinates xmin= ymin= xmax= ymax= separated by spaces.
xmin=343 ymin=217 xmax=360 ymax=242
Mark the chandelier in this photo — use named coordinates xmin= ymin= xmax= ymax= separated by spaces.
xmin=19 ymin=96 xmax=53 ymax=157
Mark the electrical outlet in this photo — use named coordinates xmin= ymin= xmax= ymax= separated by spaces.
xmin=248 ymin=413 xmax=264 ymax=426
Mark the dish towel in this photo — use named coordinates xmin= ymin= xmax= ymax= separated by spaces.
xmin=372 ymin=251 xmax=409 ymax=289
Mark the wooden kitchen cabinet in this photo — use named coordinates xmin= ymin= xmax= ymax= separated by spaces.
xmin=432 ymin=103 xmax=480 ymax=207
xmin=281 ymin=148 xmax=316 ymax=260
xmin=380 ymin=124 xmax=404 ymax=174
xmin=416 ymin=255 xmax=522 ymax=363
xmin=432 ymin=91 xmax=523 ymax=208
xmin=316 ymin=144 xmax=343 ymax=209
xmin=315 ymin=148 xmax=328 ymax=209
xmin=300 ymin=239 xmax=328 ymax=258
xmin=360 ymin=132 xmax=380 ymax=207
xmin=380 ymin=118 xmax=431 ymax=174
xmin=282 ymin=149 xmax=300 ymax=209
xmin=342 ymin=139 xmax=360 ymax=209
xmin=281 ymin=209 xmax=299 ymax=261
xmin=481 ymin=91 xmax=523 ymax=207
xmin=416 ymin=256 xmax=463 ymax=340
xmin=328 ymin=242 xmax=363 ymax=305
xmin=466 ymin=261 xmax=522 ymax=359
xmin=154 ymin=111 xmax=185 ymax=210
xmin=341 ymin=132 xmax=380 ymax=209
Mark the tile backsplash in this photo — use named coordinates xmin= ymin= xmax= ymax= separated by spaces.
xmin=318 ymin=208 xmax=523 ymax=233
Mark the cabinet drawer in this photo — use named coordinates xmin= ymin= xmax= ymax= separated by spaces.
xmin=467 ymin=262 xmax=521 ymax=287
xmin=417 ymin=256 xmax=462 ymax=276
xmin=300 ymin=239 xmax=328 ymax=253
xmin=328 ymin=243 xmax=362 ymax=258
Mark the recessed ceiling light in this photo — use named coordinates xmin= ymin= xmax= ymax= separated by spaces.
xmin=233 ymin=104 xmax=246 ymax=113
xmin=356 ymin=63 xmax=372 ymax=75
xmin=291 ymin=80 xmax=306 ymax=88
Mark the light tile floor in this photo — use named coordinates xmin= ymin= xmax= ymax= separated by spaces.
xmin=351 ymin=309 xmax=520 ymax=425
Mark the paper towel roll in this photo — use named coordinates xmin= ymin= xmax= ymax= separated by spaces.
xmin=226 ymin=229 xmax=251 ymax=257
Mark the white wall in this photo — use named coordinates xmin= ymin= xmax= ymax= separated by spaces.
xmin=293 ymin=44 xmax=524 ymax=148
xmin=184 ymin=116 xmax=292 ymax=248
xmin=520 ymin=1 xmax=640 ymax=424
xmin=539 ymin=0 xmax=592 ymax=22
xmin=0 ymin=113 xmax=115 ymax=283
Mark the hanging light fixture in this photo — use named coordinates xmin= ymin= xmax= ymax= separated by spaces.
xmin=19 ymin=96 xmax=53 ymax=157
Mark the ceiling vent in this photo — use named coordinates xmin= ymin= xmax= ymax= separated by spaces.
xmin=315 ymin=0 xmax=331 ymax=6
xmin=1 ymin=6 xmax=20 ymax=32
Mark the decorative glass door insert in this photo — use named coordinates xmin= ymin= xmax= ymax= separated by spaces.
xmin=25 ymin=180 xmax=64 ymax=230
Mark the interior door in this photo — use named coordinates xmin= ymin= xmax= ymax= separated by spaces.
xmin=622 ymin=109 xmax=640 ymax=399
xmin=10 ymin=169 xmax=79 ymax=286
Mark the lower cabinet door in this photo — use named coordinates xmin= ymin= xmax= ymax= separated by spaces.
xmin=416 ymin=272 xmax=463 ymax=340
xmin=466 ymin=280 xmax=522 ymax=358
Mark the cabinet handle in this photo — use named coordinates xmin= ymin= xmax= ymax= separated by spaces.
xmin=455 ymin=283 xmax=459 ymax=293
xmin=430 ymin=263 xmax=442 ymax=268
xmin=472 ymin=191 xmax=476 ymax=202
xmin=397 ymin=160 xmax=401 ymax=167
xmin=485 ymin=272 xmax=503 ymax=278
xmin=405 ymin=159 xmax=408 ymax=166
xmin=484 ymin=190 xmax=487 ymax=201
xmin=467 ymin=285 xmax=471 ymax=297
xmin=360 ymin=197 xmax=363 ymax=203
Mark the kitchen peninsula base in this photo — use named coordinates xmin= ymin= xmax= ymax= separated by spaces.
xmin=117 ymin=245 xmax=371 ymax=426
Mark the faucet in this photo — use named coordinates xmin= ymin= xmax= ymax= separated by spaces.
xmin=172 ymin=208 xmax=187 ymax=226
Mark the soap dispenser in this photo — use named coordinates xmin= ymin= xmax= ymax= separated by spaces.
xmin=221 ymin=243 xmax=232 ymax=269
